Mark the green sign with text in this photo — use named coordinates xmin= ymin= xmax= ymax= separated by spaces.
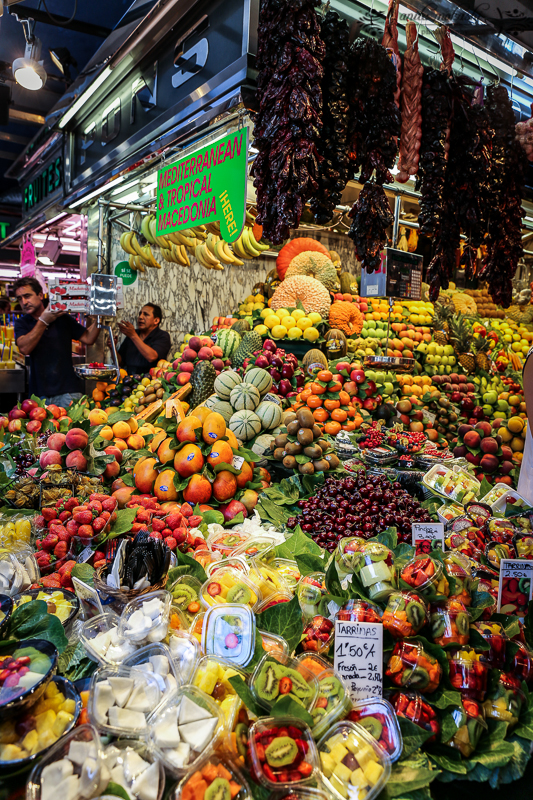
xmin=156 ymin=128 xmax=248 ymax=243
xmin=115 ymin=261 xmax=137 ymax=286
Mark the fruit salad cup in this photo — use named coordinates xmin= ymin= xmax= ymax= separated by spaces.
xmin=201 ymin=605 xmax=256 ymax=667
xmin=474 ymin=622 xmax=507 ymax=669
xmin=247 ymin=559 xmax=290 ymax=600
xmin=251 ymin=651 xmax=318 ymax=712
xmin=192 ymin=656 xmax=245 ymax=731
xmin=382 ymin=591 xmax=427 ymax=639
xmin=301 ymin=616 xmax=334 ymax=654
xmin=429 ymin=600 xmax=470 ymax=647
xmin=443 ymin=552 xmax=472 ymax=606
xmin=168 ymin=576 xmax=202 ymax=625
xmin=200 ymin=568 xmax=261 ymax=611
xmin=317 ymin=720 xmax=390 ymax=800
xmin=208 ymin=530 xmax=250 ymax=557
xmin=445 ymin=532 xmax=483 ymax=564
xmin=444 ymin=699 xmax=487 ymax=758
xmin=267 ymin=559 xmax=301 ymax=591
xmin=295 ymin=654 xmax=331 ymax=679
xmin=310 ymin=670 xmax=351 ymax=740
xmin=482 ymin=672 xmax=525 ymax=729
xmin=0 ymin=640 xmax=57 ymax=714
xmin=297 ymin=574 xmax=326 ymax=618
xmin=511 ymin=641 xmax=533 ymax=684
xmin=189 ymin=611 xmax=205 ymax=645
xmin=334 ymin=537 xmax=365 ymax=579
xmin=485 ymin=541 xmax=516 ymax=570
xmin=486 ymin=519 xmax=517 ymax=542
xmin=173 ymin=755 xmax=250 ymax=800
xmin=234 ymin=537 xmax=277 ymax=561
xmin=499 ymin=574 xmax=532 ymax=617
xmin=397 ymin=556 xmax=449 ymax=599
xmin=386 ymin=641 xmax=441 ymax=693
xmin=249 ymin=716 xmax=318 ymax=789
xmin=514 ymin=533 xmax=533 ymax=560
xmin=388 ymin=691 xmax=440 ymax=743
xmin=353 ymin=542 xmax=395 ymax=603
xmin=448 ymin=649 xmax=488 ymax=700
xmin=206 ymin=557 xmax=249 ymax=577
xmin=336 ymin=599 xmax=382 ymax=624
xmin=347 ymin=698 xmax=403 ymax=760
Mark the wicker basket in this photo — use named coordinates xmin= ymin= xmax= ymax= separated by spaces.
xmin=93 ymin=564 xmax=168 ymax=604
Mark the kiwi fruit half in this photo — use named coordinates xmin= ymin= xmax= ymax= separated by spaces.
xmin=226 ymin=582 xmax=252 ymax=604
xmin=255 ymin=660 xmax=280 ymax=701
xmin=403 ymin=665 xmax=429 ymax=690
xmin=172 ymin=584 xmax=197 ymax=606
xmin=406 ymin=599 xmax=426 ymax=628
xmin=277 ymin=666 xmax=312 ymax=700
xmin=235 ymin=722 xmax=249 ymax=757
xmin=455 ymin=612 xmax=469 ymax=636
xmin=429 ymin=615 xmax=446 ymax=639
xmin=265 ymin=736 xmax=298 ymax=767
xmin=205 ymin=778 xmax=231 ymax=800
xmin=319 ymin=675 xmax=342 ymax=698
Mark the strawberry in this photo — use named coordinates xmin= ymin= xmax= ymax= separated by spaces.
xmin=66 ymin=520 xmax=79 ymax=537
xmin=56 ymin=530 xmax=70 ymax=543
xmin=165 ymin=513 xmax=183 ymax=531
xmin=193 ymin=537 xmax=206 ymax=549
xmin=60 ymin=574 xmax=74 ymax=590
xmin=102 ymin=497 xmax=117 ymax=512
xmin=189 ymin=515 xmax=202 ymax=528
xmin=41 ymin=575 xmax=61 ymax=588
xmin=92 ymin=517 xmax=108 ymax=533
xmin=165 ymin=537 xmax=177 ymax=550
xmin=49 ymin=523 xmax=68 ymax=538
xmin=36 ymin=552 xmax=51 ymax=566
xmin=34 ymin=515 xmax=46 ymax=529
xmin=101 ymin=510 xmax=111 ymax=521
xmin=42 ymin=508 xmax=58 ymax=521
xmin=136 ymin=509 xmax=152 ymax=524
xmin=78 ymin=524 xmax=94 ymax=539
xmin=93 ymin=550 xmax=105 ymax=562
xmin=110 ymin=511 xmax=117 ymax=524
xmin=58 ymin=560 xmax=76 ymax=577
xmin=58 ymin=510 xmax=72 ymax=522
xmin=173 ymin=528 xmax=188 ymax=545
xmin=89 ymin=493 xmax=108 ymax=503
xmin=150 ymin=532 xmax=163 ymax=540
xmin=151 ymin=519 xmax=166 ymax=533
xmin=161 ymin=528 xmax=172 ymax=539
xmin=41 ymin=533 xmax=59 ymax=552
xmin=131 ymin=523 xmax=146 ymax=534
xmin=54 ymin=541 xmax=68 ymax=559
xmin=64 ymin=497 xmax=79 ymax=512
xmin=88 ymin=500 xmax=103 ymax=515
xmin=35 ymin=540 xmax=42 ymax=550
xmin=181 ymin=502 xmax=193 ymax=517
xmin=73 ymin=510 xmax=93 ymax=525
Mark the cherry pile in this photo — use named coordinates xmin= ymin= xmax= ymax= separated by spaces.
xmin=357 ymin=424 xmax=386 ymax=449
xmin=387 ymin=430 xmax=426 ymax=453
xmin=287 ymin=472 xmax=432 ymax=551
xmin=13 ymin=451 xmax=36 ymax=476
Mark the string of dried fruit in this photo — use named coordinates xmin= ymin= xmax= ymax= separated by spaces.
xmin=397 ymin=21 xmax=423 ymax=183
xmin=480 ymin=84 xmax=526 ymax=307
xmin=253 ymin=0 xmax=325 ymax=244
xmin=382 ymin=0 xmax=401 ymax=108
xmin=348 ymin=182 xmax=394 ymax=272
xmin=310 ymin=9 xmax=352 ymax=224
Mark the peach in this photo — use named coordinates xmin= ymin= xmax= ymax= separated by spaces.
xmin=105 ymin=445 xmax=123 ymax=464
xmin=480 ymin=437 xmax=498 ymax=455
xmin=463 ymin=430 xmax=481 ymax=449
xmin=65 ymin=450 xmax=88 ymax=471
xmin=480 ymin=454 xmax=498 ymax=473
xmin=65 ymin=428 xmax=89 ymax=451
xmin=127 ymin=433 xmax=146 ymax=450
xmin=113 ymin=438 xmax=128 ymax=452
xmin=89 ymin=409 xmax=108 ymax=426
xmin=48 ymin=432 xmax=66 ymax=452
xmin=177 ymin=416 xmax=202 ymax=443
xmin=100 ymin=426 xmax=114 ymax=441
xmin=240 ymin=489 xmax=259 ymax=514
xmin=138 ymin=423 xmax=155 ymax=437
xmin=103 ymin=459 xmax=120 ymax=480
xmin=213 ymin=470 xmax=237 ymax=502
xmin=26 ymin=420 xmax=42 ymax=433
xmin=39 ymin=450 xmax=62 ymax=469
xmin=219 ymin=499 xmax=247 ymax=522
xmin=112 ymin=420 xmax=132 ymax=439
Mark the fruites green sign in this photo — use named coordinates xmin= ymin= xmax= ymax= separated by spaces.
xmin=156 ymin=128 xmax=248 ymax=243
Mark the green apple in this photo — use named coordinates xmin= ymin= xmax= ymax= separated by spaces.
xmin=360 ymin=329 xmax=369 ymax=339
xmin=482 ymin=404 xmax=494 ymax=417
xmin=427 ymin=343 xmax=437 ymax=355
xmin=445 ymin=365 xmax=452 ymax=374
xmin=433 ymin=355 xmax=442 ymax=365
xmin=374 ymin=371 xmax=387 ymax=383
xmin=425 ymin=354 xmax=436 ymax=365
xmin=425 ymin=365 xmax=435 ymax=376
xmin=443 ymin=344 xmax=454 ymax=355
xmin=435 ymin=345 xmax=444 ymax=356
xmin=417 ymin=343 xmax=428 ymax=354
xmin=365 ymin=370 xmax=376 ymax=381
xmin=383 ymin=382 xmax=394 ymax=395
xmin=448 ymin=356 xmax=456 ymax=365
xmin=497 ymin=399 xmax=509 ymax=412
xmin=367 ymin=320 xmax=376 ymax=329
xmin=483 ymin=391 xmax=498 ymax=405
xmin=438 ymin=365 xmax=446 ymax=374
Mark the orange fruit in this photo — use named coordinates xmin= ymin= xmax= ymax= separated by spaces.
xmin=307 ymin=395 xmax=323 ymax=409
xmin=92 ymin=389 xmax=104 ymax=402
xmin=324 ymin=399 xmax=340 ymax=411
xmin=310 ymin=382 xmax=326 ymax=395
xmin=331 ymin=408 xmax=347 ymax=422
xmin=317 ymin=370 xmax=333 ymax=382
xmin=325 ymin=420 xmax=342 ymax=435
xmin=313 ymin=408 xmax=329 ymax=423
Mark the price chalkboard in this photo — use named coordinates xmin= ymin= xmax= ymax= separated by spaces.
xmin=334 ymin=620 xmax=383 ymax=701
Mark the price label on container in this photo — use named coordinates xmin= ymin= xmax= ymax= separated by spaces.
xmin=157 ymin=128 xmax=248 ymax=242
xmin=72 ymin=577 xmax=104 ymax=620
xmin=497 ymin=559 xmax=533 ymax=617
xmin=334 ymin=620 xmax=383 ymax=701
xmin=412 ymin=522 xmax=444 ymax=554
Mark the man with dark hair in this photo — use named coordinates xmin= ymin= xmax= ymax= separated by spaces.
xmin=0 ymin=297 xmax=11 ymax=315
xmin=117 ymin=303 xmax=171 ymax=375
xmin=13 ymin=276 xmax=100 ymax=405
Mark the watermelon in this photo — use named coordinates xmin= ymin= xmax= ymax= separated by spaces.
xmin=245 ymin=367 xmax=273 ymax=396
xmin=230 ymin=383 xmax=260 ymax=411
xmin=211 ymin=400 xmax=234 ymax=423
xmin=214 ymin=370 xmax=242 ymax=400
xmin=229 ymin=410 xmax=261 ymax=441
xmin=217 ymin=328 xmax=241 ymax=358
xmin=255 ymin=401 xmax=282 ymax=430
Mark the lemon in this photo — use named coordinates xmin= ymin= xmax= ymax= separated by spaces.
xmin=503 ymin=334 xmax=513 ymax=343
xmin=308 ymin=312 xmax=322 ymax=325
xmin=281 ymin=316 xmax=297 ymax=330
xmin=288 ymin=326 xmax=303 ymax=339
xmin=255 ymin=324 xmax=268 ymax=336
xmin=265 ymin=315 xmax=281 ymax=329
xmin=303 ymin=326 xmax=319 ymax=342
xmin=292 ymin=309 xmax=305 ymax=321
xmin=271 ymin=325 xmax=287 ymax=339
xmin=511 ymin=341 xmax=522 ymax=351
xmin=260 ymin=308 xmax=272 ymax=319
xmin=274 ymin=308 xmax=289 ymax=319
xmin=246 ymin=294 xmax=255 ymax=303
xmin=297 ymin=317 xmax=313 ymax=331
xmin=141 ymin=377 xmax=150 ymax=386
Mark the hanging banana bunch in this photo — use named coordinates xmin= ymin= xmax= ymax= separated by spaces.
xmin=119 ymin=230 xmax=162 ymax=271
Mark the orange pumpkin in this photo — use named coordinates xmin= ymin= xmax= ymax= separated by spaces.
xmin=276 ymin=237 xmax=330 ymax=281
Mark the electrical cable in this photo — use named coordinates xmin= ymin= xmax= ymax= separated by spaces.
xmin=41 ymin=0 xmax=78 ymax=27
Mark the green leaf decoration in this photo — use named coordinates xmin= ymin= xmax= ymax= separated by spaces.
xmin=228 ymin=675 xmax=264 ymax=717
xmin=295 ymin=553 xmax=327 ymax=577
xmin=270 ymin=695 xmax=314 ymax=726
xmin=256 ymin=594 xmax=303 ymax=653
xmin=398 ymin=717 xmax=432 ymax=759
xmin=107 ymin=508 xmax=137 ymax=540
xmin=102 ymin=783 xmax=131 ymax=800
xmin=71 ymin=563 xmax=95 ymax=587
xmin=274 ymin=527 xmax=323 ymax=559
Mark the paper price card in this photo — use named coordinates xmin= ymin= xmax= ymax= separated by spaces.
xmin=334 ymin=620 xmax=383 ymax=701
xmin=497 ymin=559 xmax=533 ymax=617
xmin=412 ymin=522 xmax=444 ymax=555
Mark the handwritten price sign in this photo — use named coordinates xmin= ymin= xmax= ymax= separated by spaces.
xmin=334 ymin=620 xmax=383 ymax=701
xmin=497 ymin=559 xmax=533 ymax=617
xmin=412 ymin=522 xmax=444 ymax=555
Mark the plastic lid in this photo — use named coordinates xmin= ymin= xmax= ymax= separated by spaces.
xmin=206 ymin=556 xmax=249 ymax=577
xmin=202 ymin=604 xmax=256 ymax=666
xmin=200 ymin=567 xmax=262 ymax=611
xmin=207 ymin=530 xmax=250 ymax=556
xmin=118 ymin=590 xmax=172 ymax=646
xmin=167 ymin=631 xmax=201 ymax=685
xmin=172 ymin=755 xmax=251 ymax=800
xmin=348 ymin=697 xmax=403 ymax=762
xmin=251 ymin=650 xmax=319 ymax=712
xmin=310 ymin=668 xmax=352 ymax=741
xmin=259 ymin=630 xmax=290 ymax=658
xmin=232 ymin=536 xmax=278 ymax=560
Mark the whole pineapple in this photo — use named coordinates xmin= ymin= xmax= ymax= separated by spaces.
xmin=474 ymin=336 xmax=491 ymax=372
xmin=432 ymin=303 xmax=453 ymax=345
xmin=449 ymin=315 xmax=475 ymax=373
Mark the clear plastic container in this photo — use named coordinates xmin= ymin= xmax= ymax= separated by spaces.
xmin=301 ymin=616 xmax=334 ymax=654
xmin=492 ymin=488 xmax=528 ymax=515
xmin=429 ymin=600 xmax=469 ymax=647
xmin=172 ymin=754 xmax=251 ymax=800
xmin=389 ymin=691 xmax=440 ymax=743
xmin=397 ymin=556 xmax=449 ymax=598
xmin=268 ymin=558 xmax=301 ymax=590
xmin=297 ymin=573 xmax=326 ymax=618
xmin=444 ymin=698 xmax=487 ymax=757
xmin=192 ymin=655 xmax=246 ymax=731
xmin=317 ymin=720 xmax=391 ymax=800
xmin=256 ymin=593 xmax=293 ymax=613
xmin=202 ymin=605 xmax=256 ymax=666
xmin=167 ymin=576 xmax=202 ymax=625
xmin=511 ymin=641 xmax=533 ymax=684
xmin=437 ymin=502 xmax=464 ymax=524
xmin=88 ymin=665 xmax=162 ymax=737
xmin=168 ymin=631 xmax=201 ymax=685
xmin=347 ymin=697 xmax=403 ymax=762
xmin=259 ymin=630 xmax=290 ymax=658
xmin=0 ymin=552 xmax=39 ymax=596
xmin=485 ymin=540 xmax=516 ymax=570
xmin=448 ymin=649 xmax=488 ymax=700
xmin=482 ymin=672 xmax=525 ymax=729
xmin=168 ymin=605 xmax=189 ymax=636
xmin=267 ymin=790 xmax=329 ymax=800
xmin=310 ymin=669 xmax=352 ymax=740
xmin=13 ymin=587 xmax=79 ymax=628
xmin=381 ymin=591 xmax=427 ymax=639
xmin=474 ymin=622 xmax=507 ymax=669
xmin=189 ymin=611 xmax=205 ymax=644
xmin=0 ymin=638 xmax=58 ymax=714
xmin=295 ymin=653 xmax=331 ymax=679
xmin=247 ymin=559 xmax=290 ymax=599
xmin=97 ymin=739 xmax=165 ymax=800
xmin=423 ymin=463 xmax=479 ymax=504
xmin=249 ymin=715 xmax=319 ymax=789
xmin=123 ymin=642 xmax=179 ymax=699
xmin=200 ymin=567 xmax=262 ymax=611
xmin=334 ymin=537 xmax=365 ymax=579
xmin=443 ymin=552 xmax=472 ymax=607
xmin=26 ymin=723 xmax=105 ymax=800
xmin=353 ymin=542 xmax=394 ymax=603
xmin=81 ymin=611 xmax=137 ymax=665
xmin=232 ymin=536 xmax=277 ymax=560
xmin=148 ymin=685 xmax=224 ymax=777
xmin=251 ymin=650 xmax=318 ymax=712
xmin=206 ymin=557 xmax=249 ymax=577
xmin=335 ymin=599 xmax=382 ymax=624
xmin=479 ymin=483 xmax=510 ymax=508
xmin=208 ymin=529 xmax=250 ymax=557
xmin=118 ymin=590 xmax=172 ymax=646
xmin=386 ymin=641 xmax=441 ymax=693
xmin=515 ymin=532 xmax=533 ymax=560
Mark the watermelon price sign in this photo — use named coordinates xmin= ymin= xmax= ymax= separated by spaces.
xmin=157 ymin=128 xmax=248 ymax=243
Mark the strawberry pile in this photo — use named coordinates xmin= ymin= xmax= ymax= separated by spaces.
xmin=125 ymin=495 xmax=205 ymax=552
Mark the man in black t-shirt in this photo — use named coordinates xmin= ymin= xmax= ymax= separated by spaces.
xmin=117 ymin=304 xmax=171 ymax=375
xmin=14 ymin=277 xmax=100 ymax=406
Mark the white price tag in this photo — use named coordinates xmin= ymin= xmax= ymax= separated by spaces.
xmin=366 ymin=285 xmax=379 ymax=296
xmin=232 ymin=455 xmax=245 ymax=470
xmin=421 ymin=409 xmax=436 ymax=425
xmin=77 ymin=546 xmax=94 ymax=564
xmin=334 ymin=620 xmax=383 ymax=701
xmin=72 ymin=577 xmax=104 ymax=620
xmin=412 ymin=522 xmax=445 ymax=553
xmin=497 ymin=559 xmax=533 ymax=617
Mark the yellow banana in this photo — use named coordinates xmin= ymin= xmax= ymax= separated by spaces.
xmin=242 ymin=227 xmax=262 ymax=257
xmin=141 ymin=215 xmax=156 ymax=244
xmin=175 ymin=230 xmax=196 ymax=248
xmin=195 ymin=245 xmax=212 ymax=269
xmin=233 ymin=236 xmax=253 ymax=260
xmin=171 ymin=244 xmax=187 ymax=266
xmin=128 ymin=254 xmax=137 ymax=271
xmin=133 ymin=255 xmax=145 ymax=272
xmin=200 ymin=242 xmax=219 ymax=267
xmin=214 ymin=238 xmax=233 ymax=264
xmin=179 ymin=245 xmax=190 ymax=267
xmin=248 ymin=227 xmax=269 ymax=252
xmin=120 ymin=231 xmax=129 ymax=251
xmin=206 ymin=233 xmax=219 ymax=255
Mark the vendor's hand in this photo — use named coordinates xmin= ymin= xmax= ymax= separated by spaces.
xmin=40 ymin=309 xmax=66 ymax=324
xmin=118 ymin=320 xmax=137 ymax=338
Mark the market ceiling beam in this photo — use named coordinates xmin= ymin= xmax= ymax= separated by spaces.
xmin=8 ymin=108 xmax=45 ymax=126
xmin=8 ymin=6 xmax=112 ymax=38
xmin=0 ymin=132 xmax=30 ymax=145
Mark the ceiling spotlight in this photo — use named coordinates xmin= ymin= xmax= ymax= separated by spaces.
xmin=13 ymin=37 xmax=46 ymax=90
xmin=49 ymin=47 xmax=77 ymax=82
xmin=37 ymin=237 xmax=62 ymax=266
